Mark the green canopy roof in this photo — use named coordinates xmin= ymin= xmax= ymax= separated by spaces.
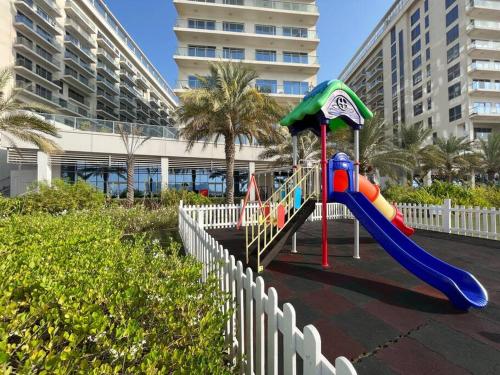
xmin=280 ymin=80 xmax=373 ymax=136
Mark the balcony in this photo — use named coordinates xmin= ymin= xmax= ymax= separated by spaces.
xmin=37 ymin=0 xmax=62 ymax=17
xmin=97 ymin=62 xmax=118 ymax=82
xmin=120 ymin=57 xmax=136 ymax=74
xmin=467 ymin=20 xmax=500 ymax=39
xmin=120 ymin=95 xmax=137 ymax=108
xmin=97 ymin=48 xmax=118 ymax=67
xmin=97 ymin=91 xmax=119 ymax=107
xmin=97 ymin=33 xmax=119 ymax=57
xmin=64 ymin=34 xmax=95 ymax=62
xmin=174 ymin=19 xmax=318 ymax=49
xmin=136 ymin=105 xmax=149 ymax=117
xmin=14 ymin=81 xmax=59 ymax=108
xmin=469 ymin=81 xmax=500 ymax=97
xmin=64 ymin=50 xmax=94 ymax=77
xmin=136 ymin=73 xmax=148 ymax=89
xmin=14 ymin=14 xmax=61 ymax=53
xmin=468 ymin=40 xmax=500 ymax=59
xmin=14 ymin=58 xmax=59 ymax=91
xmin=119 ymin=106 xmax=137 ymax=119
xmin=96 ymin=104 xmax=119 ymax=120
xmin=120 ymin=82 xmax=139 ymax=97
xmin=65 ymin=17 xmax=92 ymax=42
xmin=466 ymin=0 xmax=500 ymax=18
xmin=469 ymin=103 xmax=500 ymax=121
xmin=174 ymin=0 xmax=319 ymax=24
xmin=14 ymin=36 xmax=60 ymax=71
xmin=367 ymin=78 xmax=383 ymax=92
xmin=366 ymin=66 xmax=383 ymax=81
xmin=58 ymin=97 xmax=89 ymax=117
xmin=63 ymin=68 xmax=95 ymax=94
xmin=14 ymin=0 xmax=61 ymax=35
xmin=65 ymin=0 xmax=97 ymax=34
xmin=365 ymin=51 xmax=383 ymax=71
xmin=120 ymin=70 xmax=136 ymax=85
xmin=97 ymin=76 xmax=119 ymax=94
xmin=174 ymin=47 xmax=319 ymax=74
xmin=468 ymin=61 xmax=500 ymax=79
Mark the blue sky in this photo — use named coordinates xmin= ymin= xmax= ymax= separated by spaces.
xmin=105 ymin=0 xmax=394 ymax=87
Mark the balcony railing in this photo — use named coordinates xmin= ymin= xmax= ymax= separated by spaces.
xmin=176 ymin=80 xmax=312 ymax=95
xmin=64 ymin=51 xmax=93 ymax=73
xmin=174 ymin=19 xmax=318 ymax=39
xmin=184 ymin=0 xmax=318 ymax=13
xmin=468 ymin=0 xmax=500 ymax=11
xmin=468 ymin=20 xmax=500 ymax=31
xmin=15 ymin=81 xmax=58 ymax=105
xmin=97 ymin=76 xmax=119 ymax=93
xmin=65 ymin=17 xmax=92 ymax=40
xmin=174 ymin=47 xmax=317 ymax=65
xmin=15 ymin=14 xmax=60 ymax=48
xmin=64 ymin=68 xmax=95 ymax=91
xmin=470 ymin=81 xmax=500 ymax=91
xmin=64 ymin=35 xmax=95 ymax=59
xmin=469 ymin=40 xmax=500 ymax=50
xmin=470 ymin=103 xmax=500 ymax=115
xmin=59 ymin=98 xmax=89 ymax=116
xmin=16 ymin=0 xmax=58 ymax=29
xmin=97 ymin=62 xmax=118 ymax=78
xmin=15 ymin=36 xmax=59 ymax=67
xmin=65 ymin=0 xmax=97 ymax=32
xmin=469 ymin=61 xmax=500 ymax=72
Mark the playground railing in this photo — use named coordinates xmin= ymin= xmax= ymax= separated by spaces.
xmin=178 ymin=203 xmax=357 ymax=375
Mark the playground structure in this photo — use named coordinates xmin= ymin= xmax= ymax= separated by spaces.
xmin=241 ymin=80 xmax=488 ymax=311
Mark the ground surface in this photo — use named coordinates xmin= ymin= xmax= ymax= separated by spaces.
xmin=209 ymin=220 xmax=500 ymax=375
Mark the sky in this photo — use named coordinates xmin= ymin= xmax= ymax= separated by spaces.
xmin=104 ymin=0 xmax=394 ymax=87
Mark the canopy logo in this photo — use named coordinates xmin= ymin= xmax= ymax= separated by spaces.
xmin=321 ymin=89 xmax=364 ymax=127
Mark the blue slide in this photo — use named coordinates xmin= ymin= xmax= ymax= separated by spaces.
xmin=334 ymin=191 xmax=488 ymax=310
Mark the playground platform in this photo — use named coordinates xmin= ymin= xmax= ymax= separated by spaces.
xmin=209 ymin=220 xmax=500 ymax=374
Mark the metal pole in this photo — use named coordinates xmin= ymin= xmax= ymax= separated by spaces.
xmin=321 ymin=123 xmax=329 ymax=268
xmin=291 ymin=135 xmax=298 ymax=254
xmin=354 ymin=129 xmax=360 ymax=259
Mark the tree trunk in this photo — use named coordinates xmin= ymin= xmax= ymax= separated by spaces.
xmin=126 ymin=156 xmax=135 ymax=207
xmin=225 ymin=135 xmax=236 ymax=204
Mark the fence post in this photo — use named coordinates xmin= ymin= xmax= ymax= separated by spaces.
xmin=442 ymin=199 xmax=452 ymax=234
xmin=335 ymin=357 xmax=358 ymax=375
xmin=303 ymin=325 xmax=321 ymax=375
xmin=198 ymin=208 xmax=204 ymax=229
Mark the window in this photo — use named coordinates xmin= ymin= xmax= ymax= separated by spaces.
xmin=424 ymin=15 xmax=429 ymax=28
xmin=413 ymin=70 xmax=422 ymax=85
xmin=448 ymin=63 xmax=460 ymax=81
xmin=188 ymin=75 xmax=202 ymax=89
xmin=188 ymin=45 xmax=216 ymax=58
xmin=426 ymin=64 xmax=431 ymax=78
xmin=223 ymin=22 xmax=244 ymax=32
xmin=427 ymin=80 xmax=431 ymax=93
xmin=427 ymin=117 xmax=432 ymax=129
xmin=391 ymin=28 xmax=396 ymax=44
xmin=425 ymin=31 xmax=430 ymax=44
xmin=445 ymin=0 xmax=456 ymax=9
xmin=283 ymin=51 xmax=308 ymax=64
xmin=414 ymin=102 xmax=423 ymax=116
xmin=446 ymin=5 xmax=459 ymax=27
xmin=284 ymin=81 xmax=309 ymax=95
xmin=35 ymin=84 xmax=51 ymax=100
xmin=427 ymin=97 xmax=432 ymax=110
xmin=412 ymin=40 xmax=421 ymax=56
xmin=448 ymin=82 xmax=461 ymax=100
xmin=223 ymin=47 xmax=244 ymax=60
xmin=36 ymin=65 xmax=52 ymax=81
xmin=36 ymin=45 xmax=52 ymax=62
xmin=255 ymin=24 xmax=276 ymax=35
xmin=255 ymin=79 xmax=277 ymax=94
xmin=424 ymin=0 xmax=429 ymax=12
xmin=255 ymin=49 xmax=276 ymax=62
xmin=282 ymin=27 xmax=308 ymax=38
xmin=449 ymin=105 xmax=462 ymax=121
xmin=411 ymin=25 xmax=421 ymax=41
xmin=425 ymin=48 xmax=431 ymax=61
xmin=447 ymin=43 xmax=459 ymax=63
xmin=412 ymin=55 xmax=422 ymax=71
xmin=187 ymin=19 xmax=215 ymax=30
xmin=16 ymin=53 xmax=32 ymax=70
xmin=411 ymin=9 xmax=420 ymax=26
xmin=68 ymin=88 xmax=85 ymax=104
xmin=413 ymin=86 xmax=423 ymax=101
xmin=447 ymin=25 xmax=459 ymax=45
xmin=474 ymin=128 xmax=492 ymax=140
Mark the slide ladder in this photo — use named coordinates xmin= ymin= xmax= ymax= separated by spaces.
xmin=245 ymin=165 xmax=320 ymax=272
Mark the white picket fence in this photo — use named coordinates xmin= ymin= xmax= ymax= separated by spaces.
xmin=178 ymin=204 xmax=357 ymax=375
xmin=399 ymin=199 xmax=499 ymax=241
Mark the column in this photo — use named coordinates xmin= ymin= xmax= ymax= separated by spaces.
xmin=161 ymin=157 xmax=169 ymax=191
xmin=248 ymin=161 xmax=255 ymax=201
xmin=37 ymin=151 xmax=51 ymax=186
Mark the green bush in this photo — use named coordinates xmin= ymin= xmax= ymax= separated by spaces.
xmin=0 ymin=212 xmax=233 ymax=374
xmin=160 ymin=189 xmax=211 ymax=206
xmin=383 ymin=181 xmax=500 ymax=208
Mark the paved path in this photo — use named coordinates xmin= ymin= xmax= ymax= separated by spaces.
xmin=210 ymin=220 xmax=500 ymax=374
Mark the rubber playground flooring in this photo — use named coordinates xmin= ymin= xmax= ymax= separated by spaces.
xmin=209 ymin=220 xmax=500 ymax=375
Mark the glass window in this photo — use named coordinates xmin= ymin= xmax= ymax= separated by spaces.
xmin=425 ymin=31 xmax=430 ymax=45
xmin=448 ymin=63 xmax=460 ymax=81
xmin=412 ymin=40 xmax=421 ymax=56
xmin=445 ymin=0 xmax=456 ymax=9
xmin=424 ymin=0 xmax=429 ymax=12
xmin=390 ymin=27 xmax=396 ymax=44
xmin=413 ymin=70 xmax=422 ymax=85
xmin=282 ymin=27 xmax=308 ymax=38
xmin=427 ymin=97 xmax=432 ymax=110
xmin=449 ymin=105 xmax=462 ymax=121
xmin=223 ymin=47 xmax=244 ymax=60
xmin=425 ymin=47 xmax=431 ymax=61
xmin=425 ymin=15 xmax=429 ymax=28
xmin=223 ymin=22 xmax=244 ymax=32
xmin=255 ymin=24 xmax=276 ymax=35
xmin=187 ymin=19 xmax=215 ymax=30
xmin=413 ymin=86 xmax=423 ymax=101
xmin=414 ymin=102 xmax=423 ymax=116
xmin=284 ymin=81 xmax=309 ymax=95
xmin=427 ymin=80 xmax=431 ymax=93
xmin=426 ymin=64 xmax=431 ymax=77
xmin=188 ymin=45 xmax=216 ymax=58
xmin=283 ymin=52 xmax=308 ymax=64
xmin=446 ymin=5 xmax=459 ymax=27
xmin=474 ymin=128 xmax=492 ymax=140
xmin=447 ymin=43 xmax=459 ymax=63
xmin=448 ymin=82 xmax=461 ymax=99
xmin=188 ymin=75 xmax=202 ymax=88
xmin=447 ymin=25 xmax=459 ymax=45
xmin=255 ymin=79 xmax=277 ymax=94
xmin=412 ymin=55 xmax=422 ymax=71
xmin=255 ymin=50 xmax=276 ymax=62
xmin=411 ymin=25 xmax=421 ymax=41
xmin=427 ymin=116 xmax=432 ymax=129
xmin=411 ymin=8 xmax=420 ymax=26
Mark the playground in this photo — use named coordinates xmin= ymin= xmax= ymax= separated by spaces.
xmin=208 ymin=220 xmax=500 ymax=374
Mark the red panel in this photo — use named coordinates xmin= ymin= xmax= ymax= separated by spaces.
xmin=333 ymin=170 xmax=349 ymax=192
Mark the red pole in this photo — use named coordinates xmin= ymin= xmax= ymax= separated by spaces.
xmin=321 ymin=123 xmax=329 ymax=268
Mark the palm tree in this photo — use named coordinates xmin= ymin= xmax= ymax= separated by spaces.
xmin=0 ymin=68 xmax=60 ymax=153
xmin=177 ymin=61 xmax=284 ymax=203
xmin=477 ymin=133 xmax=500 ymax=182
xmin=399 ymin=122 xmax=440 ymax=185
xmin=433 ymin=135 xmax=481 ymax=183
xmin=333 ymin=115 xmax=413 ymax=181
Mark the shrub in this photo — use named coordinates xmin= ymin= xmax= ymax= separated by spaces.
xmin=18 ymin=179 xmax=107 ymax=215
xmin=160 ymin=189 xmax=211 ymax=206
xmin=0 ymin=212 xmax=233 ymax=374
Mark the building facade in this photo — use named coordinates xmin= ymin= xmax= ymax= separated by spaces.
xmin=339 ymin=0 xmax=500 ymax=141
xmin=173 ymin=0 xmax=320 ymax=105
xmin=1 ymin=0 xmax=177 ymax=125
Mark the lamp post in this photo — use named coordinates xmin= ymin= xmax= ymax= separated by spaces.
xmin=321 ymin=122 xmax=329 ymax=268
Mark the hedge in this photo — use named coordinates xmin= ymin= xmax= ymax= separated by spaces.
xmin=0 ymin=212 xmax=233 ymax=374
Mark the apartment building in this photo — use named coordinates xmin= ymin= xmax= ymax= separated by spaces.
xmin=173 ymin=0 xmax=320 ymax=104
xmin=0 ymin=0 xmax=177 ymax=126
xmin=339 ymin=0 xmax=500 ymax=141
